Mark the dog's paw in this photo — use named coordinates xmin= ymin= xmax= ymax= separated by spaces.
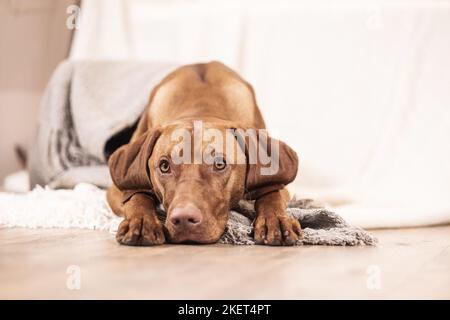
xmin=254 ymin=213 xmax=303 ymax=246
xmin=116 ymin=215 xmax=165 ymax=246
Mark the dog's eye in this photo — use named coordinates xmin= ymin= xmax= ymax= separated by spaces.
xmin=159 ymin=159 xmax=171 ymax=173
xmin=213 ymin=156 xmax=227 ymax=171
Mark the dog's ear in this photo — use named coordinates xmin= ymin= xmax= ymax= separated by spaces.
xmin=108 ymin=129 xmax=161 ymax=203
xmin=233 ymin=130 xmax=299 ymax=200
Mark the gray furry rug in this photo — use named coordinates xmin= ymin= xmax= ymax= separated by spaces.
xmin=157 ymin=199 xmax=377 ymax=246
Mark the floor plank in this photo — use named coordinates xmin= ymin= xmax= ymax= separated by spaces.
xmin=0 ymin=226 xmax=449 ymax=299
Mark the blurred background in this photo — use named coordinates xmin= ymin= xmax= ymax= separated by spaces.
xmin=1 ymin=0 xmax=449 ymax=228
xmin=0 ymin=0 xmax=77 ymax=179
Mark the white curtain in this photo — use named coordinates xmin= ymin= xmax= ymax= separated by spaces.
xmin=71 ymin=0 xmax=450 ymax=228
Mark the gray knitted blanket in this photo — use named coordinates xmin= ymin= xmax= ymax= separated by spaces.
xmin=27 ymin=60 xmax=376 ymax=246
xmin=28 ymin=60 xmax=178 ymax=189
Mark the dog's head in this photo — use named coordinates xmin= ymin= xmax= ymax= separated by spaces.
xmin=108 ymin=121 xmax=298 ymax=243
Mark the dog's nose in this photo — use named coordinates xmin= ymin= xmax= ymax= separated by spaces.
xmin=169 ymin=204 xmax=203 ymax=228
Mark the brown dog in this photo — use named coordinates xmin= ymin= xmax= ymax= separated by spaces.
xmin=107 ymin=61 xmax=301 ymax=246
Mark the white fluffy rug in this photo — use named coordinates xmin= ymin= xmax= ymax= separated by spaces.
xmin=0 ymin=183 xmax=121 ymax=233
xmin=0 ymin=178 xmax=377 ymax=245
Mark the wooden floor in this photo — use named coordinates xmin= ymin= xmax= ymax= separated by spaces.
xmin=0 ymin=226 xmax=449 ymax=299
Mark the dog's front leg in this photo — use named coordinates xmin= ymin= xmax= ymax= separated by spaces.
xmin=116 ymin=194 xmax=165 ymax=246
xmin=254 ymin=190 xmax=302 ymax=246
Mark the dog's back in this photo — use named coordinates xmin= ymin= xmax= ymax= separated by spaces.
xmin=143 ymin=61 xmax=266 ymax=132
